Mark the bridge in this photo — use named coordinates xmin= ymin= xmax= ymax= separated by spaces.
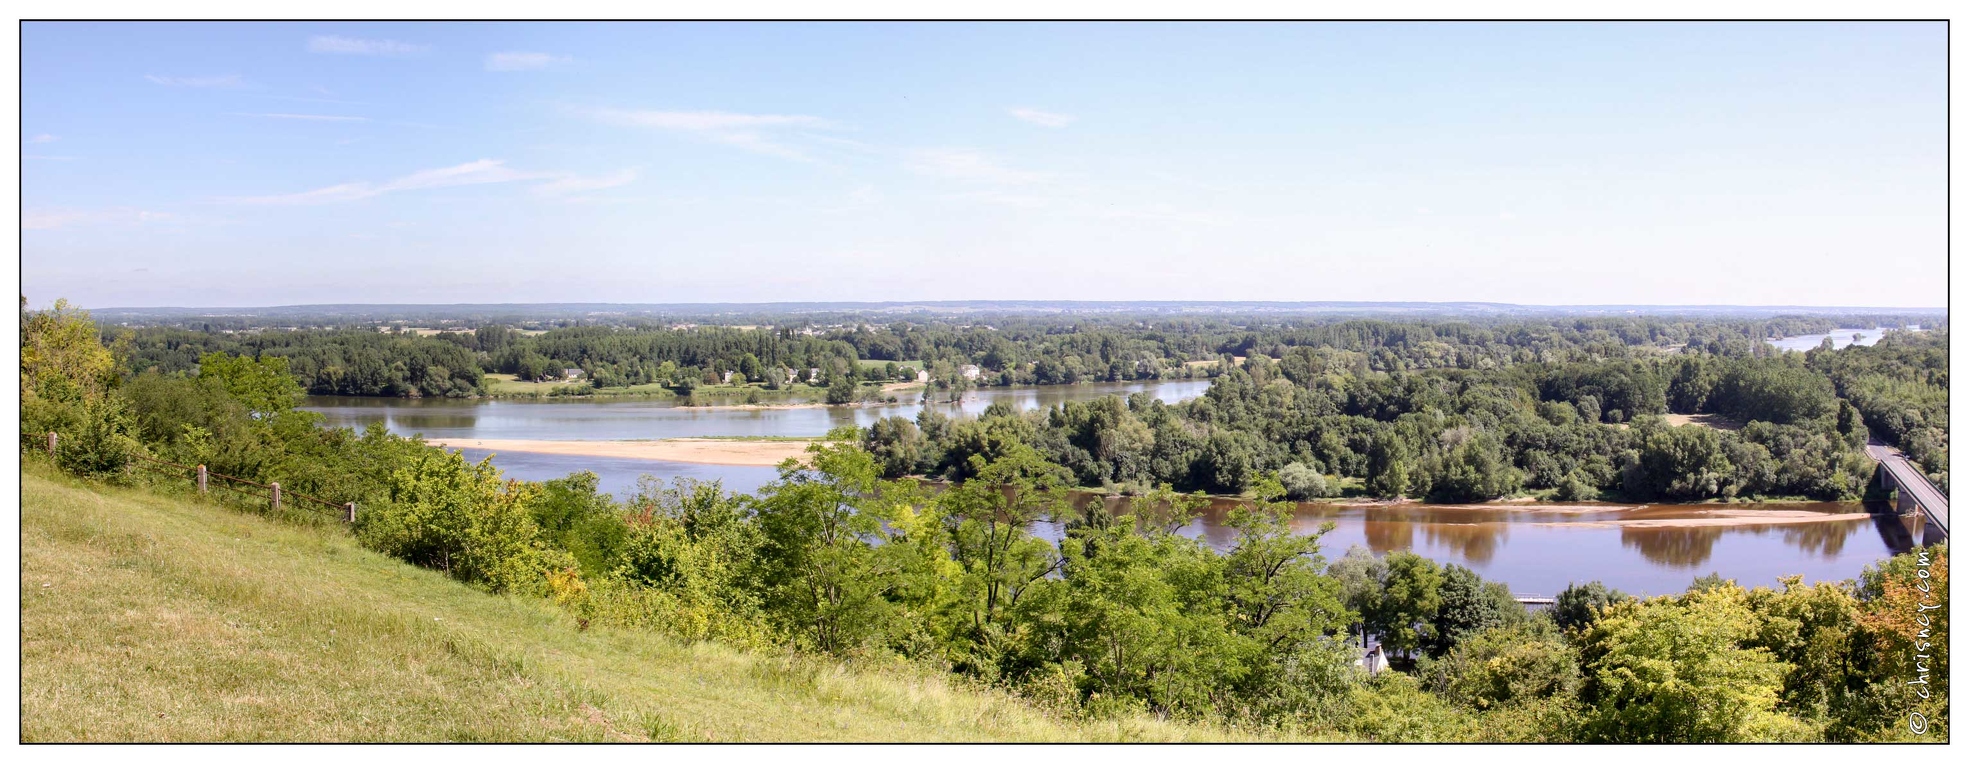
xmin=1866 ymin=439 xmax=1948 ymax=543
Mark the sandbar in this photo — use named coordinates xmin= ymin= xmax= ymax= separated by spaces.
xmin=1532 ymin=509 xmax=1872 ymax=529
xmin=428 ymin=437 xmax=815 ymax=466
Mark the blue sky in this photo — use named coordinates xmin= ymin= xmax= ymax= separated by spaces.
xmin=21 ymin=21 xmax=1946 ymax=308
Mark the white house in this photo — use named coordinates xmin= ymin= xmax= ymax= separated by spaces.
xmin=562 ymin=368 xmax=585 ymax=380
xmin=916 ymin=369 xmax=930 ymax=383
xmin=959 ymin=364 xmax=981 ymax=380
xmin=1358 ymin=645 xmax=1387 ymax=676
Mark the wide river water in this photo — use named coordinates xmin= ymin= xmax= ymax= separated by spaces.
xmin=304 ymin=377 xmax=1923 ymax=596
xmin=1764 ymin=326 xmax=1908 ymax=353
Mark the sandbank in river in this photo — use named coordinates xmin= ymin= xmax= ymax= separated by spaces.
xmin=428 ymin=437 xmax=814 ymax=466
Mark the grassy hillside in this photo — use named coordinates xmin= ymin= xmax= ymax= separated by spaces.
xmin=20 ymin=467 xmax=1258 ymax=742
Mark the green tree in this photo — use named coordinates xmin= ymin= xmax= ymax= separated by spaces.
xmin=1366 ymin=431 xmax=1412 ymax=499
xmin=863 ymin=416 xmax=924 ymax=479
xmin=198 ymin=352 xmax=305 ymax=419
xmin=1277 ymin=461 xmax=1335 ymax=500
xmin=1427 ymin=564 xmax=1522 ymax=657
xmin=20 ymin=298 xmax=144 ymax=474
xmin=1222 ymin=478 xmax=1352 ymax=649
xmin=1431 ymin=431 xmax=1523 ymax=502
xmin=1553 ymin=581 xmax=1629 ymax=632
xmin=826 ymin=373 xmax=858 ymax=405
xmin=1425 ymin=620 xmax=1581 ymax=712
xmin=750 ymin=437 xmax=900 ymax=653
xmin=938 ymin=444 xmax=1071 ymax=669
xmin=21 ymin=297 xmax=118 ymax=409
xmin=1576 ymin=586 xmax=1805 ymax=742
xmin=1372 ymin=551 xmax=1444 ymax=656
xmin=1049 ymin=500 xmax=1231 ymax=718
xmin=1330 ymin=546 xmax=1388 ymax=647
xmin=529 ymin=471 xmax=629 ymax=577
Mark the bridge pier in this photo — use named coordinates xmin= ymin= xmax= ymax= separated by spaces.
xmin=1918 ymin=513 xmax=1945 ymax=548
xmin=1865 ymin=442 xmax=1947 ymax=543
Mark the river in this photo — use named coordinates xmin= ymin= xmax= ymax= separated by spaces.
xmin=306 ymin=379 xmax=1214 ymax=496
xmin=1764 ymin=326 xmax=1911 ymax=352
xmin=303 ymin=377 xmax=1919 ymax=596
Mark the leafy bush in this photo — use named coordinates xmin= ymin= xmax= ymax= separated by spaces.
xmin=1277 ymin=462 xmax=1335 ymax=500
xmin=357 ymin=450 xmax=555 ymax=594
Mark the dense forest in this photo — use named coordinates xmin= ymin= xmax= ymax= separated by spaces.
xmin=21 ymin=300 xmax=1950 ymax=742
xmin=865 ymin=330 xmax=1949 ymax=502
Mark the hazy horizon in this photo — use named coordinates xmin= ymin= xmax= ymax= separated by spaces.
xmin=23 ymin=22 xmax=1947 ymax=308
xmin=64 ymin=298 xmax=1949 ymax=314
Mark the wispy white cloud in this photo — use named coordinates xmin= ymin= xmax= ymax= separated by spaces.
xmin=222 ymin=159 xmax=636 ymax=205
xmin=22 ymin=208 xmax=174 ymax=231
xmin=531 ymin=169 xmax=640 ymax=198
xmin=307 ymin=35 xmax=430 ymax=56
xmin=906 ymin=148 xmax=1052 ymax=185
xmin=485 ymin=51 xmax=572 ymax=71
xmin=584 ymin=108 xmax=837 ymax=161
xmin=225 ymin=159 xmax=542 ymax=205
xmin=28 ymin=133 xmax=58 ymax=143
xmin=145 ymin=74 xmax=245 ymax=88
xmin=228 ymin=112 xmax=371 ymax=122
xmin=1009 ymin=107 xmax=1076 ymax=128
xmin=254 ymin=93 xmax=372 ymax=106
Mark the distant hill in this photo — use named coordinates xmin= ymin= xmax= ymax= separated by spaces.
xmin=85 ymin=299 xmax=1950 ymax=326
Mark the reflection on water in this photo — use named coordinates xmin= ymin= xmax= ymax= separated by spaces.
xmin=1363 ymin=517 xmax=1415 ymax=557
xmin=303 ymin=379 xmax=1214 ymax=442
xmin=1423 ymin=521 xmax=1506 ymax=565
xmin=1134 ymin=497 xmax=1906 ymax=597
xmin=1620 ymin=526 xmax=1727 ymax=568
xmin=312 ymin=382 xmax=1918 ymax=598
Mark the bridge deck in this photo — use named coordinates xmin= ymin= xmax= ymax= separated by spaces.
xmin=1867 ymin=442 xmax=1948 ymax=535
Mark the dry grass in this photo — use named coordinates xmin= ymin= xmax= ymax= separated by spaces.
xmin=21 ymin=466 xmax=1261 ymax=742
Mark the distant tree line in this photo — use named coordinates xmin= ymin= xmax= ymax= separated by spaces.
xmin=110 ymin=314 xmax=1941 ymax=400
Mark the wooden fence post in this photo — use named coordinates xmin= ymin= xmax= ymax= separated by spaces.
xmin=46 ymin=432 xmax=57 ymax=459
xmin=197 ymin=465 xmax=208 ymax=494
xmin=345 ymin=502 xmax=357 ymax=523
xmin=270 ymin=482 xmax=281 ymax=511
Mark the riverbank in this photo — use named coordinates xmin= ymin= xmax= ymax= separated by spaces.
xmin=457 ymin=376 xmax=1213 ymax=407
xmin=427 ymin=437 xmax=816 ymax=466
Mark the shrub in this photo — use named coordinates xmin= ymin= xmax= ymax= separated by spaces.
xmin=1278 ymin=462 xmax=1335 ymax=500
xmin=357 ymin=449 xmax=553 ymax=594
